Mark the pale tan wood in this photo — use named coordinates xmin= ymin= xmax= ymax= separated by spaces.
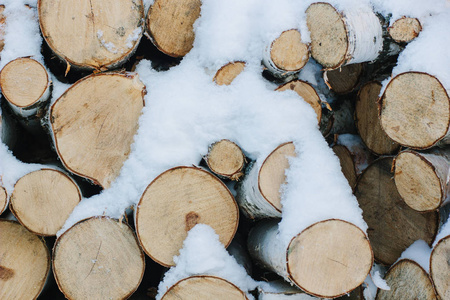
xmin=354 ymin=157 xmax=439 ymax=265
xmin=0 ymin=220 xmax=50 ymax=299
xmin=146 ymin=0 xmax=201 ymax=57
xmin=287 ymin=219 xmax=373 ymax=298
xmin=0 ymin=5 xmax=5 ymax=53
xmin=0 ymin=57 xmax=49 ymax=108
xmin=136 ymin=166 xmax=239 ymax=266
xmin=0 ymin=185 xmax=6 ymax=214
xmin=53 ymin=217 xmax=145 ymax=300
xmin=50 ymin=72 xmax=145 ymax=188
xmin=213 ymin=62 xmax=246 ymax=86
xmin=161 ymin=275 xmax=248 ymax=300
xmin=38 ymin=0 xmax=144 ymax=70
xmin=205 ymin=139 xmax=245 ymax=180
xmin=430 ymin=236 xmax=450 ymax=299
xmin=324 ymin=63 xmax=363 ymax=94
xmin=10 ymin=169 xmax=81 ymax=236
xmin=332 ymin=144 xmax=357 ymax=189
xmin=380 ymin=72 xmax=450 ymax=149
xmin=270 ymin=29 xmax=309 ymax=72
xmin=388 ymin=17 xmax=422 ymax=44
xmin=376 ymin=260 xmax=437 ymax=300
xmin=355 ymin=81 xmax=400 ymax=155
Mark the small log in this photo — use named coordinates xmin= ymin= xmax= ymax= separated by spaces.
xmin=248 ymin=219 xmax=373 ymax=298
xmin=262 ymin=29 xmax=309 ymax=78
xmin=204 ymin=139 xmax=245 ymax=181
xmin=50 ymin=72 xmax=145 ymax=188
xmin=236 ymin=142 xmax=295 ymax=219
xmin=323 ymin=63 xmax=363 ymax=95
xmin=213 ymin=61 xmax=246 ymax=86
xmin=9 ymin=168 xmax=81 ymax=236
xmin=161 ymin=275 xmax=248 ymax=300
xmin=0 ymin=5 xmax=5 ymax=53
xmin=53 ymin=217 xmax=145 ymax=300
xmin=0 ymin=220 xmax=50 ymax=299
xmin=376 ymin=259 xmax=437 ymax=299
xmin=0 ymin=185 xmax=7 ymax=214
xmin=146 ymin=0 xmax=201 ymax=58
xmin=388 ymin=17 xmax=422 ymax=44
xmin=354 ymin=157 xmax=439 ymax=265
xmin=306 ymin=3 xmax=383 ymax=69
xmin=38 ymin=0 xmax=144 ymax=70
xmin=355 ymin=81 xmax=400 ymax=155
xmin=430 ymin=235 xmax=450 ymax=299
xmin=135 ymin=166 xmax=239 ymax=266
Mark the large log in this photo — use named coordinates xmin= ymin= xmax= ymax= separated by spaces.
xmin=430 ymin=235 xmax=450 ymax=299
xmin=204 ymin=139 xmax=245 ymax=181
xmin=49 ymin=72 xmax=145 ymax=188
xmin=53 ymin=217 xmax=145 ymax=300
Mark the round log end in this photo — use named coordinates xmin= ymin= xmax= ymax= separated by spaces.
xmin=324 ymin=63 xmax=363 ymax=94
xmin=136 ymin=166 xmax=239 ymax=266
xmin=206 ymin=140 xmax=245 ymax=180
xmin=146 ymin=0 xmax=201 ymax=57
xmin=306 ymin=3 xmax=348 ymax=69
xmin=270 ymin=29 xmax=309 ymax=72
xmin=0 ymin=220 xmax=50 ymax=299
xmin=394 ymin=151 xmax=442 ymax=212
xmin=53 ymin=217 xmax=145 ymax=300
xmin=213 ymin=62 xmax=246 ymax=86
xmin=380 ymin=72 xmax=450 ymax=149
xmin=388 ymin=17 xmax=422 ymax=43
xmin=161 ymin=276 xmax=248 ymax=300
xmin=10 ymin=169 xmax=81 ymax=236
xmin=0 ymin=186 xmax=6 ymax=214
xmin=287 ymin=219 xmax=373 ymax=298
xmin=332 ymin=144 xmax=357 ymax=189
xmin=0 ymin=57 xmax=49 ymax=108
xmin=430 ymin=236 xmax=450 ymax=299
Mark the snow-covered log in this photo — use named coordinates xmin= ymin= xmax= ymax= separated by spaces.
xmin=248 ymin=219 xmax=373 ymax=299
xmin=323 ymin=63 xmax=363 ymax=95
xmin=204 ymin=139 xmax=245 ymax=181
xmin=213 ymin=61 xmax=246 ymax=86
xmin=355 ymin=81 xmax=400 ymax=155
xmin=388 ymin=17 xmax=422 ymax=44
xmin=0 ymin=185 xmax=6 ymax=214
xmin=52 ymin=217 xmax=145 ymax=300
xmin=0 ymin=220 xmax=50 ymax=299
xmin=354 ymin=157 xmax=439 ymax=265
xmin=38 ymin=0 xmax=144 ymax=71
xmin=49 ymin=72 xmax=145 ymax=188
xmin=9 ymin=168 xmax=81 ymax=236
xmin=146 ymin=0 xmax=201 ymax=58
xmin=135 ymin=166 xmax=239 ymax=267
xmin=430 ymin=235 xmax=450 ymax=299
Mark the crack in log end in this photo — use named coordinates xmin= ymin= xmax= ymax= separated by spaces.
xmin=327 ymin=257 xmax=348 ymax=268
xmin=185 ymin=211 xmax=200 ymax=232
xmin=85 ymin=241 xmax=102 ymax=280
xmin=0 ymin=265 xmax=14 ymax=281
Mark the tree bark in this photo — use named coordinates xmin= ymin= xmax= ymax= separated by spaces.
xmin=204 ymin=139 xmax=245 ymax=181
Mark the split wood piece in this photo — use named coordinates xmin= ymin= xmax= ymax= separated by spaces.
xmin=0 ymin=220 xmax=50 ymax=299
xmin=9 ymin=169 xmax=81 ymax=236
xmin=0 ymin=5 xmax=5 ymax=53
xmin=263 ymin=29 xmax=309 ymax=78
xmin=355 ymin=81 xmax=400 ymax=155
xmin=213 ymin=61 xmax=246 ymax=86
xmin=394 ymin=148 xmax=450 ymax=212
xmin=323 ymin=63 xmax=363 ymax=94
xmin=379 ymin=72 xmax=450 ymax=149
xmin=205 ymin=140 xmax=245 ymax=181
xmin=0 ymin=57 xmax=50 ymax=118
xmin=53 ymin=217 xmax=145 ymax=300
xmin=376 ymin=259 xmax=437 ymax=299
xmin=237 ymin=142 xmax=295 ymax=219
xmin=136 ymin=166 xmax=239 ymax=266
xmin=306 ymin=3 xmax=383 ymax=69
xmin=354 ymin=157 xmax=439 ymax=265
xmin=146 ymin=0 xmax=201 ymax=58
xmin=388 ymin=17 xmax=422 ymax=44
xmin=248 ymin=219 xmax=373 ymax=298
xmin=38 ymin=0 xmax=144 ymax=70
xmin=161 ymin=275 xmax=248 ymax=300
xmin=50 ymin=72 xmax=145 ymax=188
xmin=0 ymin=185 xmax=7 ymax=214
xmin=430 ymin=235 xmax=450 ymax=299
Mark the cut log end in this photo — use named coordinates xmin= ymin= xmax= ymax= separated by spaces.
xmin=213 ymin=62 xmax=246 ymax=86
xmin=10 ymin=169 xmax=81 ymax=236
xmin=53 ymin=217 xmax=145 ymax=300
xmin=287 ymin=219 xmax=373 ymax=298
xmin=136 ymin=166 xmax=239 ymax=266
xmin=146 ymin=0 xmax=201 ymax=58
xmin=0 ymin=57 xmax=49 ymax=108
xmin=0 ymin=220 xmax=50 ymax=300
xmin=394 ymin=151 xmax=442 ymax=212
xmin=270 ymin=29 xmax=309 ymax=72
xmin=324 ymin=63 xmax=363 ymax=94
xmin=0 ymin=186 xmax=6 ymax=214
xmin=388 ymin=17 xmax=422 ymax=44
xmin=376 ymin=260 xmax=437 ymax=300
xmin=430 ymin=236 xmax=450 ymax=299
xmin=332 ymin=144 xmax=357 ymax=189
xmin=380 ymin=72 xmax=450 ymax=149
xmin=0 ymin=5 xmax=5 ymax=52
xmin=161 ymin=276 xmax=248 ymax=300
xmin=205 ymin=139 xmax=245 ymax=180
